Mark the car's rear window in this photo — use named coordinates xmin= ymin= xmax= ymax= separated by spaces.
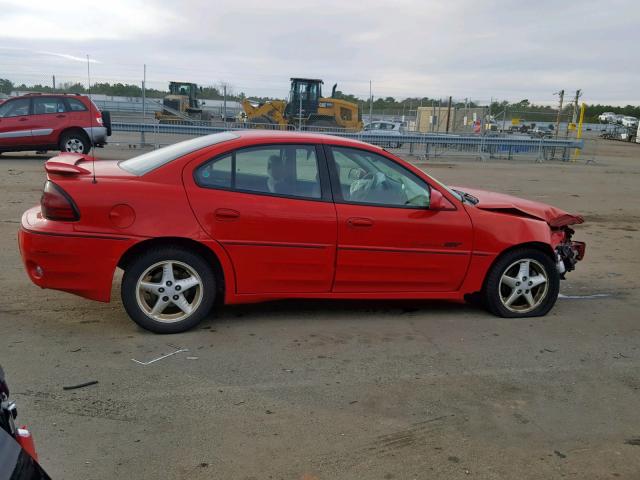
xmin=119 ymin=132 xmax=239 ymax=175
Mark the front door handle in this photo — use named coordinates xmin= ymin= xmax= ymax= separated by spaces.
xmin=347 ymin=217 xmax=374 ymax=227
xmin=56 ymin=114 xmax=66 ymax=118
xmin=215 ymin=208 xmax=240 ymax=221
xmin=19 ymin=117 xmax=28 ymax=122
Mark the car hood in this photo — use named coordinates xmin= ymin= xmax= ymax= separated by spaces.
xmin=453 ymin=187 xmax=584 ymax=227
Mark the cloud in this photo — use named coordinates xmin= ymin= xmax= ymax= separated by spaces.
xmin=0 ymin=0 xmax=637 ymax=104
xmin=37 ymin=52 xmax=100 ymax=63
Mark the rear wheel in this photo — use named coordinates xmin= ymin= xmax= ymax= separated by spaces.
xmin=59 ymin=131 xmax=90 ymax=154
xmin=121 ymin=247 xmax=216 ymax=333
xmin=484 ymin=248 xmax=559 ymax=318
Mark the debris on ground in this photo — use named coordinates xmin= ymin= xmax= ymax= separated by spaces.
xmin=131 ymin=346 xmax=188 ymax=365
xmin=63 ymin=380 xmax=98 ymax=391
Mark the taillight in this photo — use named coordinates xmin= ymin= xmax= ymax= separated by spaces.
xmin=41 ymin=181 xmax=80 ymax=221
xmin=96 ymin=115 xmax=103 ymax=124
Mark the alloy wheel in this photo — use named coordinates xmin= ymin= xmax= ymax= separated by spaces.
xmin=499 ymin=258 xmax=549 ymax=313
xmin=64 ymin=138 xmax=85 ymax=153
xmin=135 ymin=260 xmax=203 ymax=323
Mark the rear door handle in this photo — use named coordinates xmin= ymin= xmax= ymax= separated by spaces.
xmin=19 ymin=117 xmax=28 ymax=122
xmin=56 ymin=114 xmax=66 ymax=118
xmin=347 ymin=217 xmax=374 ymax=227
xmin=215 ymin=208 xmax=240 ymax=221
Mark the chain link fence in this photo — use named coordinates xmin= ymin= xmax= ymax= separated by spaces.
xmin=4 ymin=69 xmax=634 ymax=162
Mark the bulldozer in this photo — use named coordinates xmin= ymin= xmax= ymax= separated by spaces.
xmin=242 ymin=78 xmax=362 ymax=131
xmin=155 ymin=82 xmax=212 ymax=124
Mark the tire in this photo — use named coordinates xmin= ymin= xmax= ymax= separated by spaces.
xmin=121 ymin=246 xmax=216 ymax=333
xmin=102 ymin=110 xmax=112 ymax=136
xmin=59 ymin=130 xmax=91 ymax=154
xmin=483 ymin=248 xmax=559 ymax=318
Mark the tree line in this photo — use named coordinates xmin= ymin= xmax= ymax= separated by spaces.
xmin=1 ymin=78 xmax=638 ymax=123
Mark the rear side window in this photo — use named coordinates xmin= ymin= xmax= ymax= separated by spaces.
xmin=66 ymin=98 xmax=88 ymax=111
xmin=0 ymin=98 xmax=30 ymax=118
xmin=195 ymin=144 xmax=321 ymax=199
xmin=197 ymin=154 xmax=232 ymax=188
xmin=33 ymin=97 xmax=67 ymax=115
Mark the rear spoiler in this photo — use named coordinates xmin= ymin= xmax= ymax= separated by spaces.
xmin=45 ymin=153 xmax=94 ymax=175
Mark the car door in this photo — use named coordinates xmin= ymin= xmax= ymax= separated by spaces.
xmin=30 ymin=96 xmax=69 ymax=147
xmin=326 ymin=145 xmax=473 ymax=293
xmin=185 ymin=143 xmax=337 ymax=294
xmin=0 ymin=98 xmax=33 ymax=148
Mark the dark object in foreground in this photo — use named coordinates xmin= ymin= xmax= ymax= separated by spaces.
xmin=62 ymin=380 xmax=99 ymax=391
xmin=0 ymin=365 xmax=52 ymax=479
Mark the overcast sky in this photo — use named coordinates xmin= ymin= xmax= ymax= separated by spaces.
xmin=0 ymin=0 xmax=638 ymax=105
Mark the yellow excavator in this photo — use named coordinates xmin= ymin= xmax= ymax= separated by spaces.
xmin=242 ymin=78 xmax=362 ymax=131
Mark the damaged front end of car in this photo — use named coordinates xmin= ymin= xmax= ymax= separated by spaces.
xmin=551 ymin=220 xmax=586 ymax=279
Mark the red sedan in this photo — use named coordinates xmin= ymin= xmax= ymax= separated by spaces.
xmin=18 ymin=131 xmax=585 ymax=333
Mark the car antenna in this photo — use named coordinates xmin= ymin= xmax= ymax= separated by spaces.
xmin=86 ymin=54 xmax=97 ymax=184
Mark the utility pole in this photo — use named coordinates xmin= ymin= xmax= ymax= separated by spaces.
xmin=554 ymin=89 xmax=564 ymax=139
xmin=487 ymin=96 xmax=493 ymax=133
xmin=223 ymin=84 xmax=227 ymax=127
xmin=298 ymin=82 xmax=303 ymax=130
xmin=369 ymin=80 xmax=373 ymax=124
xmin=571 ymin=89 xmax=582 ymax=124
xmin=431 ymin=100 xmax=436 ymax=133
xmin=52 ymin=75 xmax=56 ymax=91
xmin=141 ymin=64 xmax=146 ymax=146
xmin=445 ymin=95 xmax=452 ymax=133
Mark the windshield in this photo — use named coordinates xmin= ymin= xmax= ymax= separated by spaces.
xmin=119 ymin=132 xmax=239 ymax=175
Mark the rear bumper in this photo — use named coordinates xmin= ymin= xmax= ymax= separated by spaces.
xmin=18 ymin=207 xmax=135 ymax=302
xmin=84 ymin=126 xmax=108 ymax=145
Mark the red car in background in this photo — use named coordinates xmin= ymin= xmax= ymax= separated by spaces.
xmin=18 ymin=131 xmax=585 ymax=333
xmin=0 ymin=93 xmax=110 ymax=155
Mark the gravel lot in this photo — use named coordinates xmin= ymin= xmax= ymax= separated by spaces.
xmin=1 ymin=135 xmax=639 ymax=479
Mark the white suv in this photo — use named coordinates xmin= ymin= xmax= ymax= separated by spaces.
xmin=621 ymin=116 xmax=638 ymax=128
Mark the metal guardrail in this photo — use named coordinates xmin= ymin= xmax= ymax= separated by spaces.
xmin=110 ymin=121 xmax=583 ymax=161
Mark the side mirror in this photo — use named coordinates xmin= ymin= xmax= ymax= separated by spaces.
xmin=429 ymin=189 xmax=455 ymax=211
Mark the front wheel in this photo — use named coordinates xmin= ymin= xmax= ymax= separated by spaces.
xmin=484 ymin=248 xmax=559 ymax=318
xmin=121 ymin=247 xmax=216 ymax=333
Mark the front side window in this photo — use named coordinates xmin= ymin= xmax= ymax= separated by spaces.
xmin=33 ymin=97 xmax=66 ymax=115
xmin=0 ymin=98 xmax=30 ymax=118
xmin=196 ymin=144 xmax=321 ymax=200
xmin=330 ymin=147 xmax=430 ymax=208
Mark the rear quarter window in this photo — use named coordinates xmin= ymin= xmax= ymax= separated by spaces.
xmin=66 ymin=98 xmax=88 ymax=111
